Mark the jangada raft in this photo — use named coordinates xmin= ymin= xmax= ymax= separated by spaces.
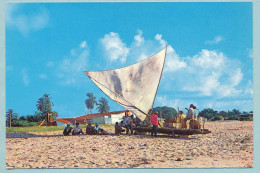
xmin=84 ymin=45 xmax=211 ymax=137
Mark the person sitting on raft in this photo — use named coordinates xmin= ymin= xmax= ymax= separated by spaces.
xmin=179 ymin=111 xmax=187 ymax=129
xmin=86 ymin=122 xmax=95 ymax=135
xmin=63 ymin=123 xmax=72 ymax=136
xmin=72 ymin=123 xmax=84 ymax=135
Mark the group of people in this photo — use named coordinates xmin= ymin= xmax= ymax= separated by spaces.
xmin=63 ymin=122 xmax=108 ymax=136
xmin=63 ymin=105 xmax=198 ymax=137
xmin=114 ymin=111 xmax=135 ymax=136
xmin=114 ymin=110 xmax=161 ymax=137
xmin=178 ymin=104 xmax=200 ymax=129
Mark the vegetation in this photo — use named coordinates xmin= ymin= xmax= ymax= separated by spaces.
xmin=6 ymin=109 xmax=18 ymax=127
xmin=85 ymin=92 xmax=97 ymax=114
xmin=6 ymin=94 xmax=58 ymax=127
xmin=12 ymin=120 xmax=38 ymax=127
xmin=36 ymin=93 xmax=58 ymax=121
xmin=6 ymin=126 xmax=65 ymax=133
xmin=199 ymin=108 xmax=253 ymax=121
xmin=199 ymin=108 xmax=218 ymax=120
xmin=96 ymin=97 xmax=110 ymax=113
xmin=153 ymin=106 xmax=177 ymax=119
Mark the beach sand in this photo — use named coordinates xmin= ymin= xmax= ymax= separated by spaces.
xmin=6 ymin=121 xmax=253 ymax=168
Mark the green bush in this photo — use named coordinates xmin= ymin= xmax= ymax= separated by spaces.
xmin=210 ymin=116 xmax=222 ymax=121
xmin=12 ymin=120 xmax=38 ymax=127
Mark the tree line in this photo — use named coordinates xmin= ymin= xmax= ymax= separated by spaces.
xmin=6 ymin=91 xmax=252 ymax=127
xmin=6 ymin=92 xmax=111 ymax=127
xmin=6 ymin=94 xmax=57 ymax=127
xmin=153 ymin=106 xmax=253 ymax=121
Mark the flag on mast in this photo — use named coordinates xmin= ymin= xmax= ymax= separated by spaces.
xmin=84 ymin=47 xmax=167 ymax=121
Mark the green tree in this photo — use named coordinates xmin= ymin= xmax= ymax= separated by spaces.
xmin=36 ymin=94 xmax=54 ymax=122
xmin=85 ymin=92 xmax=97 ymax=114
xmin=6 ymin=109 xmax=18 ymax=127
xmin=19 ymin=115 xmax=26 ymax=120
xmin=232 ymin=109 xmax=241 ymax=115
xmin=153 ymin=106 xmax=177 ymax=118
xmin=199 ymin=108 xmax=218 ymax=120
xmin=96 ymin=97 xmax=110 ymax=113
xmin=218 ymin=110 xmax=227 ymax=117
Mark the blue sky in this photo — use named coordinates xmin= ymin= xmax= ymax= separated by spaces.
xmin=6 ymin=2 xmax=253 ymax=118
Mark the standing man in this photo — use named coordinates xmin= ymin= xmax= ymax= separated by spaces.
xmin=186 ymin=104 xmax=195 ymax=129
xmin=150 ymin=111 xmax=159 ymax=137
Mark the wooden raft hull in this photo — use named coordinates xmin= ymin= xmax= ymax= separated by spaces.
xmin=133 ymin=127 xmax=211 ymax=135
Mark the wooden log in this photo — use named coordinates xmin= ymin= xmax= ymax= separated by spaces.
xmin=133 ymin=126 xmax=211 ymax=135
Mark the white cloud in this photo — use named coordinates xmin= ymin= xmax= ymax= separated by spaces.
xmin=205 ymin=36 xmax=224 ymax=45
xmin=155 ymin=34 xmax=167 ymax=47
xmin=98 ymin=30 xmax=246 ymax=99
xmin=193 ymin=49 xmax=225 ymax=69
xmin=244 ymin=80 xmax=253 ymax=97
xmin=39 ymin=74 xmax=47 ymax=79
xmin=134 ymin=30 xmax=144 ymax=47
xmin=58 ymin=41 xmax=89 ymax=85
xmin=100 ymin=32 xmax=129 ymax=63
xmin=230 ymin=68 xmax=243 ymax=86
xmin=6 ymin=4 xmax=49 ymax=35
xmin=173 ymin=49 xmax=244 ymax=98
xmin=80 ymin=41 xmax=87 ymax=48
xmin=22 ymin=68 xmax=30 ymax=86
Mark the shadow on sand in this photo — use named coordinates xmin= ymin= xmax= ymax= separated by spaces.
xmin=6 ymin=132 xmax=199 ymax=140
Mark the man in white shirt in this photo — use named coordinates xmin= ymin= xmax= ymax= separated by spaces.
xmin=124 ymin=115 xmax=134 ymax=135
xmin=72 ymin=123 xmax=84 ymax=135
xmin=187 ymin=104 xmax=195 ymax=119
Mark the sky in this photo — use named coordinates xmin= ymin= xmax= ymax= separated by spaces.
xmin=5 ymin=2 xmax=253 ymax=118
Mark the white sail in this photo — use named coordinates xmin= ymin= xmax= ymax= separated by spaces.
xmin=84 ymin=48 xmax=166 ymax=121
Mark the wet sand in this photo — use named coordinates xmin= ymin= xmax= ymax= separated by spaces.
xmin=6 ymin=121 xmax=253 ymax=168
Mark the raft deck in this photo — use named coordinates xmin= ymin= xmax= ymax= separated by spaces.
xmin=133 ymin=126 xmax=211 ymax=136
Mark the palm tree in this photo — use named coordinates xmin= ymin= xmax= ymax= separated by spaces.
xmin=85 ymin=92 xmax=97 ymax=114
xmin=96 ymin=97 xmax=110 ymax=113
xmin=36 ymin=94 xmax=54 ymax=122
xmin=6 ymin=109 xmax=18 ymax=127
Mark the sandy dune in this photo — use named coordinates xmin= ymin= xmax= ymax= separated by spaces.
xmin=6 ymin=121 xmax=253 ymax=168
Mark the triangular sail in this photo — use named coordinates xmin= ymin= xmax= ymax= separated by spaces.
xmin=84 ymin=48 xmax=166 ymax=121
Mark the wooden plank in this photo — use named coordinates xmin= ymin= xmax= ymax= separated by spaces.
xmin=133 ymin=126 xmax=211 ymax=135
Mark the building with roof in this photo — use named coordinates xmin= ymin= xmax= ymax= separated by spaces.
xmin=76 ymin=110 xmax=127 ymax=124
xmin=55 ymin=110 xmax=127 ymax=126
xmin=55 ymin=118 xmax=73 ymax=126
